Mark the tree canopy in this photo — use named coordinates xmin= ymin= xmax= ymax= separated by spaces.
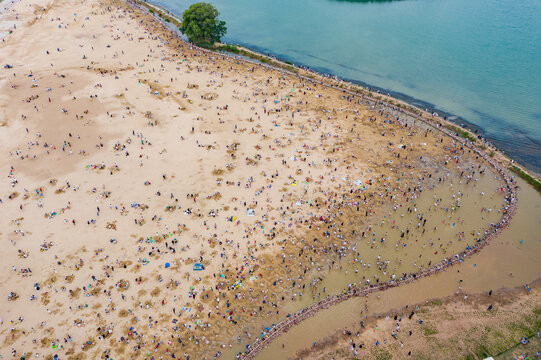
xmin=180 ymin=2 xmax=227 ymax=45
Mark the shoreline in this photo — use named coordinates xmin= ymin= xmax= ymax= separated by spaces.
xmin=123 ymin=1 xmax=525 ymax=358
xmin=138 ymin=0 xmax=541 ymax=182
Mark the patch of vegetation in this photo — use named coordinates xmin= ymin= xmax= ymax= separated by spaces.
xmin=216 ymin=44 xmax=239 ymax=54
xmin=372 ymin=348 xmax=392 ymax=360
xmin=430 ymin=299 xmax=443 ymax=306
xmin=509 ymin=166 xmax=541 ymax=192
xmin=494 ymin=322 xmax=541 ymax=358
xmin=444 ymin=124 xmax=477 ymax=143
xmin=423 ymin=325 xmax=439 ymax=336
xmin=212 ymin=43 xmax=298 ymax=73
xmin=507 ymin=321 xmax=533 ymax=338
xmin=474 ymin=343 xmax=491 ymax=358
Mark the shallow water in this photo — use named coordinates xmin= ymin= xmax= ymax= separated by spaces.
xmin=155 ymin=0 xmax=541 ymax=174
xmin=284 ymin=168 xmax=506 ymax=306
xmin=247 ymin=176 xmax=541 ymax=359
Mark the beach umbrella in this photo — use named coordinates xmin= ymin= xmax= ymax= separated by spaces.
xmin=165 ymin=262 xmax=170 ymax=268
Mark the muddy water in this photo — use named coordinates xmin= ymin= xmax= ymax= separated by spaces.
xmin=220 ymin=166 xmax=528 ymax=358
xmin=277 ymin=167 xmax=506 ymax=310
xmin=252 ymin=176 xmax=540 ymax=359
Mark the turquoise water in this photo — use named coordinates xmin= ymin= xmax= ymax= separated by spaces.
xmin=155 ymin=0 xmax=541 ymax=174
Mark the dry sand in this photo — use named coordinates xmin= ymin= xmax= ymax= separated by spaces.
xmin=0 ymin=0 xmax=517 ymax=359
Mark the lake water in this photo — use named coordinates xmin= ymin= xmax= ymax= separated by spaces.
xmin=154 ymin=0 xmax=541 ymax=174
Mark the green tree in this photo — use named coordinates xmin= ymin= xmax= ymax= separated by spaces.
xmin=180 ymin=2 xmax=226 ymax=45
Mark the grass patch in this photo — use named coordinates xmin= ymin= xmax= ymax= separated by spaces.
xmin=423 ymin=325 xmax=439 ymax=336
xmin=212 ymin=44 xmax=298 ymax=73
xmin=217 ymin=44 xmax=240 ymax=54
xmin=474 ymin=343 xmax=491 ymax=358
xmin=372 ymin=348 xmax=392 ymax=360
xmin=430 ymin=299 xmax=443 ymax=306
xmin=494 ymin=323 xmax=541 ymax=358
xmin=507 ymin=321 xmax=533 ymax=337
xmin=444 ymin=124 xmax=477 ymax=143
xmin=509 ymin=166 xmax=541 ymax=192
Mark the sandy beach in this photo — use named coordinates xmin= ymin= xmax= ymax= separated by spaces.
xmin=0 ymin=0 xmax=534 ymax=359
